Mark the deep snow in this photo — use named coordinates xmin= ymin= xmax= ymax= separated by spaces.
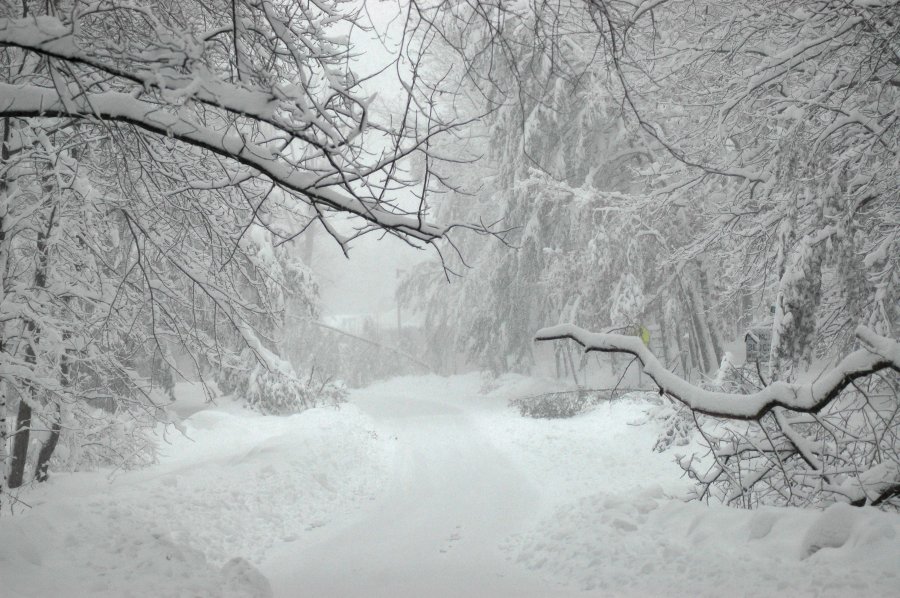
xmin=2 ymin=374 xmax=899 ymax=597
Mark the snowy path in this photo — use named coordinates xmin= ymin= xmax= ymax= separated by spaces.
xmin=262 ymin=380 xmax=574 ymax=598
xmin=3 ymin=374 xmax=900 ymax=597
xmin=263 ymin=375 xmax=900 ymax=597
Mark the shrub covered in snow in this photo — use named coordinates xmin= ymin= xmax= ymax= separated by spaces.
xmin=219 ymin=351 xmax=346 ymax=415
xmin=244 ymin=365 xmax=346 ymax=415
xmin=48 ymin=390 xmax=168 ymax=475
xmin=679 ymin=382 xmax=900 ymax=510
xmin=510 ymin=389 xmax=608 ymax=419
xmin=647 ymin=357 xmax=754 ymax=453
xmin=674 ymin=351 xmax=900 ymax=509
xmin=646 ymin=401 xmax=695 ymax=453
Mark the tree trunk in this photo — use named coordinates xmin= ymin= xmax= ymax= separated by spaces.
xmin=7 ymin=399 xmax=31 ymax=489
xmin=675 ymin=304 xmax=696 ymax=380
xmin=698 ymin=261 xmax=726 ymax=360
xmin=677 ymin=282 xmax=702 ymax=377
xmin=683 ymin=272 xmax=719 ymax=374
xmin=8 ymin=200 xmax=57 ymax=488
xmin=658 ymin=304 xmax=672 ymax=371
xmin=34 ymin=412 xmax=60 ymax=483
xmin=35 ymin=323 xmax=70 ymax=483
xmin=1 ymin=116 xmax=9 ymax=498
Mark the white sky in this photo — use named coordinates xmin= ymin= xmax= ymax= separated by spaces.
xmin=314 ymin=228 xmax=432 ymax=318
xmin=313 ymin=0 xmax=435 ymax=319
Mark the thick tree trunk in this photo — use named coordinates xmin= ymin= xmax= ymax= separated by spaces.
xmin=35 ymin=329 xmax=70 ymax=483
xmin=8 ymin=201 xmax=57 ymax=488
xmin=698 ymin=262 xmax=726 ymax=360
xmin=678 ymin=284 xmax=703 ymax=378
xmin=7 ymin=399 xmax=31 ymax=489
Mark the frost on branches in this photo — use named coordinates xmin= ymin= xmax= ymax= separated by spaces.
xmin=408 ymin=0 xmax=899 ymax=508
xmin=536 ymin=324 xmax=900 ymax=508
xmin=0 ymin=0 xmax=472 ymax=508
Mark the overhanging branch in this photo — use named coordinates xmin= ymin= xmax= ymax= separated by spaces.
xmin=535 ymin=323 xmax=899 ymax=420
xmin=0 ymin=81 xmax=453 ymax=243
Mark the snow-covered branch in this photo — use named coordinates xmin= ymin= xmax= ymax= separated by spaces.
xmin=0 ymin=82 xmax=450 ymax=243
xmin=535 ymin=324 xmax=899 ymax=420
xmin=0 ymin=15 xmax=353 ymax=152
xmin=0 ymin=5 xmax=497 ymax=247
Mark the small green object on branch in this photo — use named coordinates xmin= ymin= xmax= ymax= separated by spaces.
xmin=625 ymin=324 xmax=651 ymax=347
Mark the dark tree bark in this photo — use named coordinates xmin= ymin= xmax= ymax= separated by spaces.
xmin=34 ymin=411 xmax=61 ymax=483
xmin=8 ymin=205 xmax=56 ymax=488
xmin=0 ymin=116 xmax=8 ymax=499
xmin=7 ymin=399 xmax=32 ymax=489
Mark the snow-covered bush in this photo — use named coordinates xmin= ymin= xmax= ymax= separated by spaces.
xmin=668 ymin=349 xmax=900 ymax=509
xmin=648 ymin=403 xmax=695 ymax=453
xmin=244 ymin=365 xmax=346 ymax=415
xmin=220 ymin=351 xmax=346 ymax=415
xmin=510 ymin=390 xmax=607 ymax=419
xmin=51 ymin=407 xmax=160 ymax=473
xmin=622 ymin=391 xmax=695 ymax=452
xmin=539 ymin=324 xmax=900 ymax=510
xmin=680 ymin=381 xmax=900 ymax=510
xmin=648 ymin=356 xmax=754 ymax=454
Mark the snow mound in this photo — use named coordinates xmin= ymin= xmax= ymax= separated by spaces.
xmin=222 ymin=558 xmax=274 ymax=598
xmin=0 ymin=394 xmax=393 ymax=598
xmin=509 ymin=493 xmax=900 ymax=596
xmin=801 ymin=502 xmax=857 ymax=557
xmin=0 ymin=518 xmax=272 ymax=598
xmin=510 ymin=488 xmax=671 ymax=594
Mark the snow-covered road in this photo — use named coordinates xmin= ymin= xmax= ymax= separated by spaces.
xmin=3 ymin=374 xmax=900 ymax=597
xmin=264 ymin=374 xmax=900 ymax=597
xmin=263 ymin=381 xmax=573 ymax=597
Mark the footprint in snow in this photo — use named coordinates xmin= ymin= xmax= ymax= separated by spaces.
xmin=439 ymin=525 xmax=463 ymax=553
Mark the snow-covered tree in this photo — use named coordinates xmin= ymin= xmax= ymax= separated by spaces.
xmin=537 ymin=323 xmax=900 ymax=507
xmin=517 ymin=0 xmax=900 ymax=508
xmin=0 ymin=0 xmax=482 ymax=507
xmin=400 ymin=2 xmax=671 ymax=375
xmin=405 ymin=0 xmax=899 ymax=507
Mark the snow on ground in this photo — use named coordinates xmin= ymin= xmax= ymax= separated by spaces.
xmin=2 ymin=373 xmax=899 ymax=597
xmin=0 ymin=386 xmax=394 ymax=598
xmin=475 ymin=374 xmax=900 ymax=596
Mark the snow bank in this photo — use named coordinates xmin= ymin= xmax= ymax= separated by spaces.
xmin=508 ymin=491 xmax=900 ymax=596
xmin=478 ymin=374 xmax=692 ymax=506
xmin=0 ymin=389 xmax=394 ymax=598
xmin=0 ymin=515 xmax=273 ymax=598
xmin=484 ymin=376 xmax=900 ymax=597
